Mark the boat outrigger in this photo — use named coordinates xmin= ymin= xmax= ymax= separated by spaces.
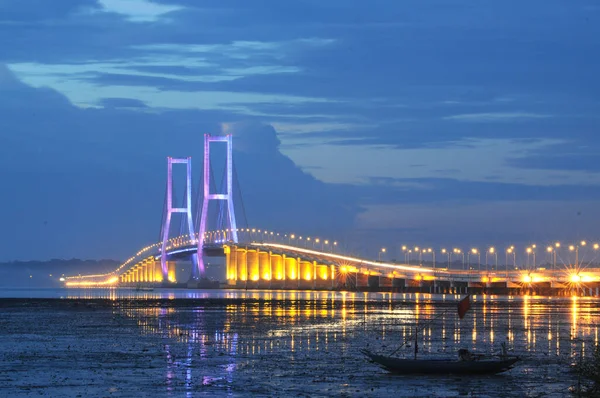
xmin=361 ymin=295 xmax=521 ymax=375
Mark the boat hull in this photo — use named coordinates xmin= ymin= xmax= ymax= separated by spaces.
xmin=361 ymin=350 xmax=519 ymax=375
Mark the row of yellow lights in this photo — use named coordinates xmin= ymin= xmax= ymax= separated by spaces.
xmin=386 ymin=241 xmax=600 ymax=257
xmin=67 ymin=227 xmax=600 ymax=287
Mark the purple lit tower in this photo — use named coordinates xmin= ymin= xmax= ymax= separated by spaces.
xmin=160 ymin=157 xmax=196 ymax=282
xmin=197 ymin=134 xmax=238 ymax=278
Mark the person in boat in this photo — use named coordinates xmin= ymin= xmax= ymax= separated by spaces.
xmin=458 ymin=348 xmax=474 ymax=361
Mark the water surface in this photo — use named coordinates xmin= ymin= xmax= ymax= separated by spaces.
xmin=0 ymin=291 xmax=597 ymax=396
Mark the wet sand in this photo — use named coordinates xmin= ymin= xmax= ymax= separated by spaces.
xmin=0 ymin=295 xmax=595 ymax=397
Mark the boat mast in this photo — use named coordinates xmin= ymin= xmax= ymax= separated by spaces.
xmin=414 ymin=325 xmax=419 ymax=359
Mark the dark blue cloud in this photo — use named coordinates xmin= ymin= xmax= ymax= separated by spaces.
xmin=0 ymin=68 xmax=362 ymax=260
xmin=100 ymin=97 xmax=148 ymax=108
xmin=0 ymin=0 xmax=99 ymax=21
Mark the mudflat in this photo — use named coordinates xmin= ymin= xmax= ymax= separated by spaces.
xmin=0 ymin=296 xmax=588 ymax=397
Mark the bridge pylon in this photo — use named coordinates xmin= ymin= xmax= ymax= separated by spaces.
xmin=197 ymin=134 xmax=238 ymax=278
xmin=160 ymin=157 xmax=196 ymax=282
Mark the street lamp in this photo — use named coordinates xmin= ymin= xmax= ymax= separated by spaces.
xmin=526 ymin=247 xmax=534 ymax=271
xmin=454 ymin=248 xmax=465 ymax=270
xmin=569 ymin=241 xmax=586 ymax=268
xmin=441 ymin=248 xmax=450 ymax=268
xmin=486 ymin=247 xmax=497 ymax=273
xmin=547 ymin=246 xmax=556 ymax=273
xmin=505 ymin=247 xmax=515 ymax=278
xmin=470 ymin=248 xmax=480 ymax=271
xmin=379 ymin=248 xmax=386 ymax=261
xmin=427 ymin=248 xmax=435 ymax=269
xmin=414 ymin=247 xmax=421 ymax=265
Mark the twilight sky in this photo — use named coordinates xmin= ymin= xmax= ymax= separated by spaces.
xmin=1 ymin=0 xmax=599 ymax=262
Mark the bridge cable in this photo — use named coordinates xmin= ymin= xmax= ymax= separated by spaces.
xmin=179 ymin=182 xmax=188 ymax=237
xmin=217 ymin=162 xmax=228 ymax=232
xmin=232 ymin=159 xmax=249 ymax=229
xmin=192 ymin=174 xmax=202 ymax=235
xmin=158 ymin=178 xmax=169 ymax=242
xmin=208 ymin=158 xmax=219 ymax=232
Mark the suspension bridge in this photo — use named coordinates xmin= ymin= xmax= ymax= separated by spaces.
xmin=64 ymin=134 xmax=600 ymax=296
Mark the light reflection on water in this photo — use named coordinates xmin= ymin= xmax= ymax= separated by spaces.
xmin=110 ymin=291 xmax=600 ymax=371
xmin=4 ymin=288 xmax=599 ymax=395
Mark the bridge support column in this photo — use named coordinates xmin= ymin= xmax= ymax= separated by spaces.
xmin=331 ymin=265 xmax=335 ymax=290
xmin=237 ymin=249 xmax=247 ymax=284
xmin=226 ymin=246 xmax=238 ymax=283
xmin=269 ymin=252 xmax=273 ymax=289
xmin=197 ymin=134 xmax=238 ymax=279
xmin=297 ymin=257 xmax=301 ymax=289
xmin=282 ymin=254 xmax=286 ymax=289
xmin=160 ymin=157 xmax=196 ymax=282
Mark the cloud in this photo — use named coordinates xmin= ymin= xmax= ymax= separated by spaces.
xmin=443 ymin=112 xmax=552 ymax=122
xmin=0 ymin=69 xmax=362 ymax=260
xmin=100 ymin=97 xmax=147 ymax=108
xmin=282 ymin=137 xmax=600 ymax=187
xmin=97 ymin=0 xmax=182 ymax=22
xmin=2 ymin=1 xmax=600 ymax=261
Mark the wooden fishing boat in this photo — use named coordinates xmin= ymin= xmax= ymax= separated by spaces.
xmin=360 ymin=349 xmax=520 ymax=375
xmin=361 ymin=295 xmax=521 ymax=375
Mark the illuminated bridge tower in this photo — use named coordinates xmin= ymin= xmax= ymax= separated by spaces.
xmin=197 ymin=134 xmax=238 ymax=278
xmin=160 ymin=157 xmax=196 ymax=282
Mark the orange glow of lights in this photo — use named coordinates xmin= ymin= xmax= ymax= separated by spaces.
xmin=482 ymin=276 xmax=489 ymax=283
xmin=571 ymin=274 xmax=581 ymax=283
xmin=318 ymin=267 xmax=328 ymax=280
xmin=65 ymin=276 xmax=119 ymax=287
xmin=523 ymin=275 xmax=532 ymax=283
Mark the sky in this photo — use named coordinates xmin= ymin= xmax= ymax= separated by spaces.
xmin=1 ymin=0 xmax=599 ymax=263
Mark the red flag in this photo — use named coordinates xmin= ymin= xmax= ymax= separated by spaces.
xmin=457 ymin=295 xmax=471 ymax=319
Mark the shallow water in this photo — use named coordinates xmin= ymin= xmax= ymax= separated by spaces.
xmin=0 ymin=292 xmax=597 ymax=397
